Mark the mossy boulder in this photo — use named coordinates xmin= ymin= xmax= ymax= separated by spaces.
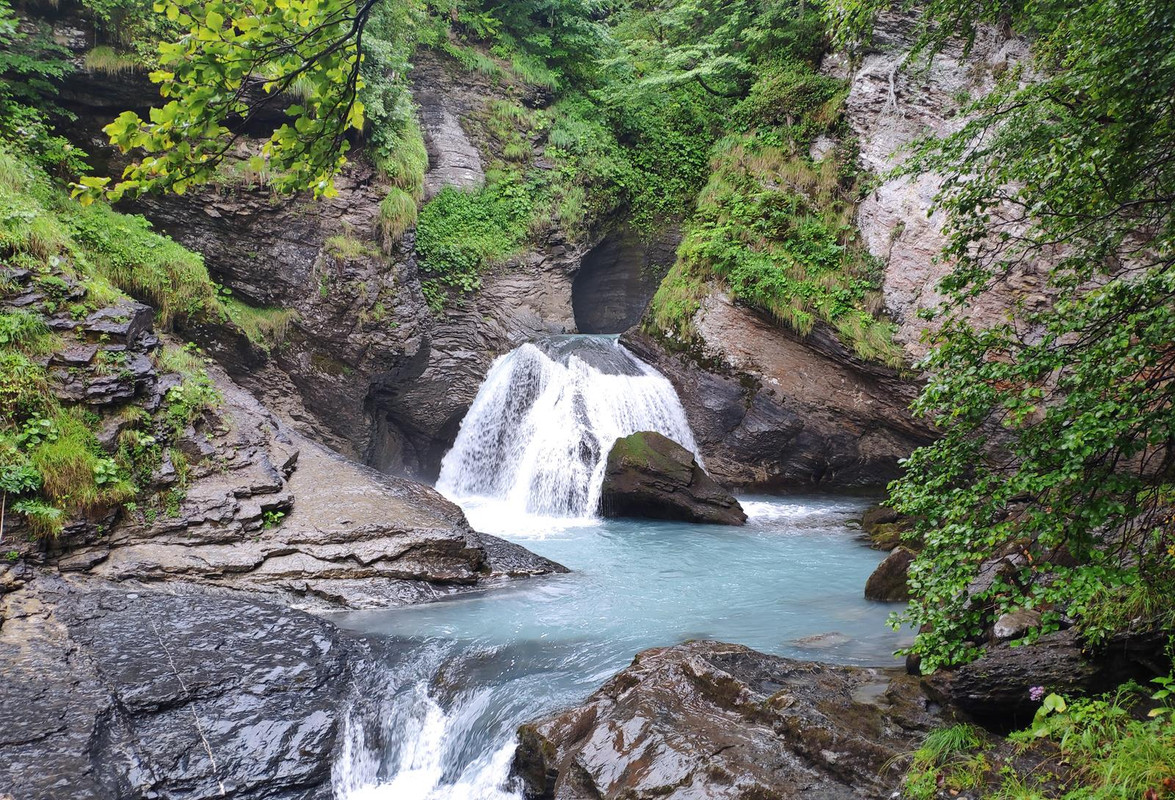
xmin=598 ymin=431 xmax=746 ymax=525
xmin=864 ymin=546 xmax=915 ymax=602
xmin=860 ymin=505 xmax=916 ymax=551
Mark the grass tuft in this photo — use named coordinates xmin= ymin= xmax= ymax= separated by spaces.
xmin=84 ymin=46 xmax=140 ymax=75
xmin=221 ymin=297 xmax=297 ymax=352
xmin=379 ymin=187 xmax=419 ymax=241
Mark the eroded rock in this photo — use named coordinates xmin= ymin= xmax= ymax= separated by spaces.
xmin=59 ymin=366 xmax=565 ymax=611
xmin=623 ymin=320 xmax=933 ymax=490
xmin=0 ymin=576 xmax=354 ymax=800
xmin=513 ymin=640 xmax=942 ymax=800
xmin=598 ymin=431 xmax=746 ymax=525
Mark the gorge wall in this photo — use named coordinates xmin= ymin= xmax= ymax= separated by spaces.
xmin=54 ymin=14 xmax=1033 ymax=491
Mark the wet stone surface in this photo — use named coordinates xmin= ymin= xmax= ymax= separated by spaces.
xmin=0 ymin=576 xmax=358 ymax=800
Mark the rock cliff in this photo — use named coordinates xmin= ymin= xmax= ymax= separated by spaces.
xmin=56 ymin=21 xmax=1003 ymax=491
xmin=58 ymin=46 xmax=588 ymax=481
xmin=826 ymin=13 xmax=1039 ymax=357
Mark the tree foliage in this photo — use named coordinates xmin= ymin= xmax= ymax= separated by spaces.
xmin=74 ymin=0 xmax=375 ymax=202
xmin=832 ymin=0 xmax=1175 ymax=670
xmin=0 ymin=0 xmax=88 ymax=177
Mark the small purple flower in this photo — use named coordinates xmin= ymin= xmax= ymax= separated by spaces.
xmin=1029 ymin=685 xmax=1045 ymax=702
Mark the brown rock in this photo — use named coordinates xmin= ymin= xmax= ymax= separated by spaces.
xmin=513 ymin=640 xmax=942 ymax=800
xmin=598 ymin=431 xmax=746 ymax=525
xmin=622 ymin=318 xmax=933 ymax=491
xmin=864 ymin=546 xmax=915 ymax=602
xmin=861 ymin=504 xmax=900 ymax=532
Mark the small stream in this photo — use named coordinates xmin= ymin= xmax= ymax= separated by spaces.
xmin=330 ymin=338 xmax=909 ymax=799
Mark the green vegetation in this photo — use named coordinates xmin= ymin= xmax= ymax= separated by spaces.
xmin=61 ymin=0 xmax=896 ymax=352
xmin=83 ymin=45 xmax=141 ymax=74
xmin=324 ymin=232 xmax=380 ymax=261
xmin=0 ymin=133 xmax=228 ymax=538
xmin=902 ymin=684 xmax=1175 ymax=799
xmin=65 ymin=203 xmax=218 ymax=327
xmin=0 ymin=147 xmax=219 ymax=328
xmin=379 ymin=187 xmax=419 ymax=241
xmin=73 ymin=0 xmax=371 ymax=202
xmin=0 ymin=0 xmax=88 ymax=179
xmin=901 ymin=724 xmax=988 ymax=800
xmin=0 ymin=308 xmax=134 ymax=536
xmin=667 ymin=135 xmax=900 ymax=365
xmin=221 ymin=296 xmax=297 ymax=353
xmin=415 ymin=176 xmax=532 ymax=310
xmin=831 ymin=0 xmax=1175 ymax=672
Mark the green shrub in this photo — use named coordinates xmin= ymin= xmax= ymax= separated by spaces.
xmin=661 ymin=135 xmax=902 ymax=366
xmin=415 ymin=176 xmax=532 ymax=310
xmin=324 ymin=233 xmax=379 ymax=261
xmin=376 ymin=115 xmax=428 ymax=201
xmin=379 ymin=187 xmax=419 ymax=241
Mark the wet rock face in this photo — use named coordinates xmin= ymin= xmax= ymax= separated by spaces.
xmin=863 ymin=546 xmax=915 ymax=602
xmin=572 ymin=227 xmax=679 ymax=334
xmin=599 ymin=432 xmax=746 ymax=525
xmin=623 ymin=316 xmax=934 ymax=490
xmin=929 ymin=629 xmax=1170 ymax=729
xmin=412 ymin=49 xmax=486 ymax=199
xmin=0 ymin=577 xmax=352 ymax=800
xmin=513 ymin=640 xmax=942 ymax=800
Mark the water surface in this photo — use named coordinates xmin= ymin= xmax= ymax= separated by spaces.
xmin=331 ymin=495 xmax=909 ymax=799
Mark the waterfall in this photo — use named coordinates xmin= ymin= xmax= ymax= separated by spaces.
xmin=436 ymin=336 xmax=698 ymax=519
xmin=332 ymin=643 xmax=525 ymax=800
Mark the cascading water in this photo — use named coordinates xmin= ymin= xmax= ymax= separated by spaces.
xmin=330 ymin=337 xmax=907 ymax=800
xmin=436 ymin=336 xmax=698 ymax=519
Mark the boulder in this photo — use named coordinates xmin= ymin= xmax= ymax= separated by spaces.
xmin=864 ymin=546 xmax=915 ymax=602
xmin=598 ymin=431 xmax=746 ymax=525
xmin=991 ymin=609 xmax=1042 ymax=642
xmin=513 ymin=640 xmax=943 ymax=800
xmin=860 ymin=505 xmax=914 ymax=551
xmin=929 ymin=628 xmax=1170 ymax=729
xmin=0 ymin=576 xmax=354 ymax=800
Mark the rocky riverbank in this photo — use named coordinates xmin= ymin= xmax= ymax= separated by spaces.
xmin=0 ymin=259 xmax=564 ymax=797
xmin=513 ymin=640 xmax=943 ymax=800
xmin=0 ymin=575 xmax=355 ymax=800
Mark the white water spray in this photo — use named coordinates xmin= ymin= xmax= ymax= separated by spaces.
xmin=332 ymin=643 xmax=525 ymax=800
xmin=437 ymin=337 xmax=697 ymax=520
